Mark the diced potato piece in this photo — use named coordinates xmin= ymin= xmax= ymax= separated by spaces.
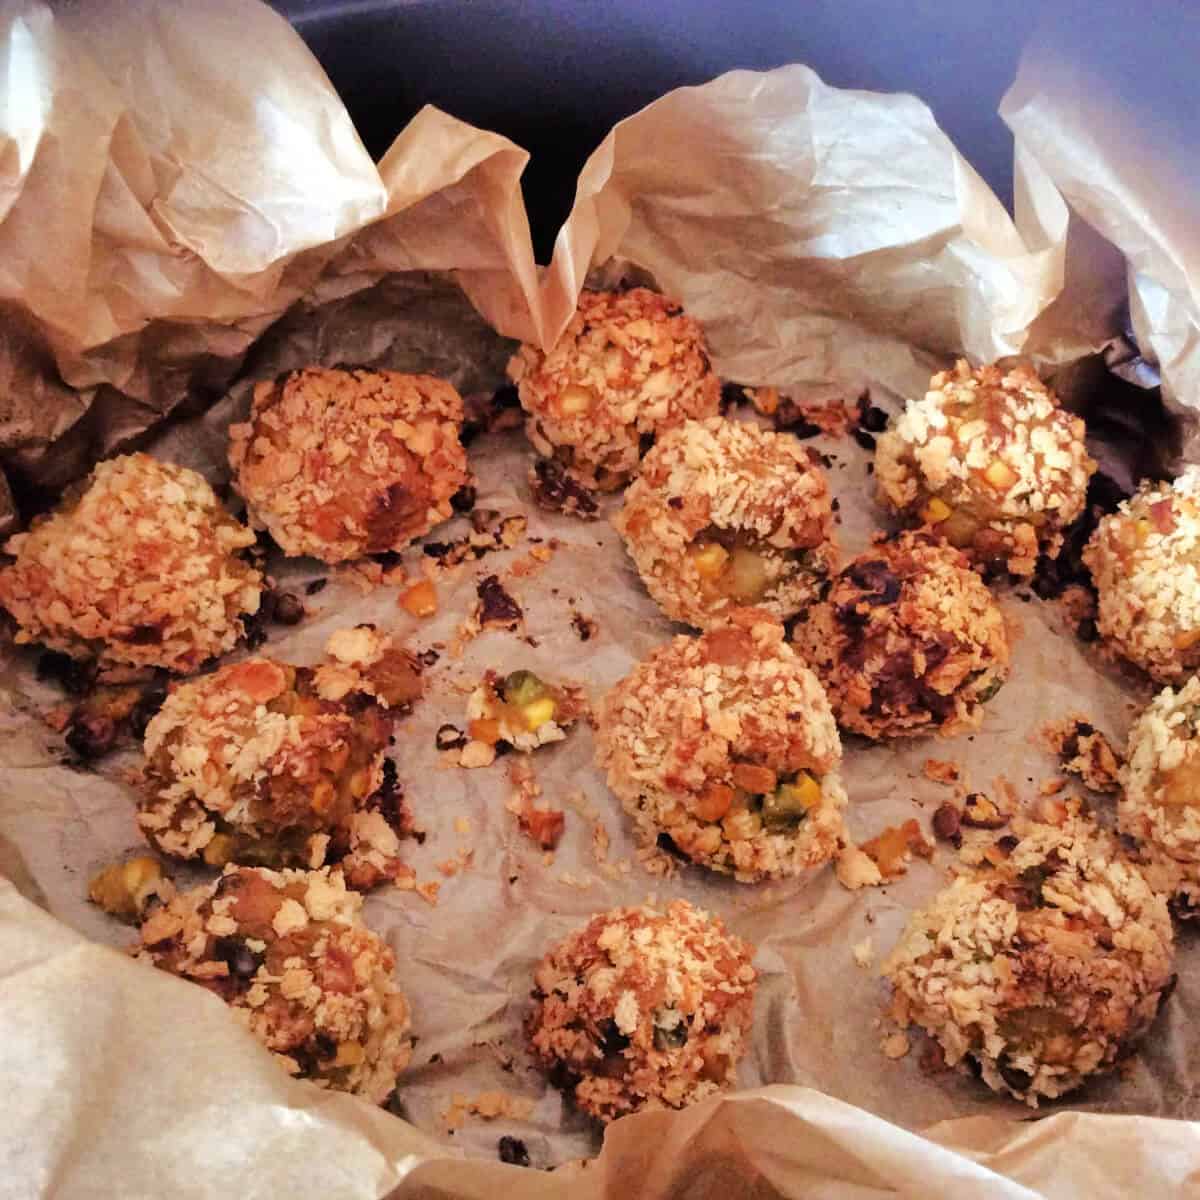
xmin=693 ymin=783 xmax=734 ymax=823
xmin=731 ymin=762 xmax=778 ymax=795
xmin=469 ymin=717 xmax=503 ymax=745
xmin=559 ymin=384 xmax=593 ymax=415
xmin=522 ymin=697 xmax=557 ymax=731
xmin=1159 ymin=758 xmax=1200 ymax=807
xmin=983 ymin=460 xmax=1018 ymax=489
xmin=921 ymin=497 xmax=952 ymax=524
xmin=399 ymin=579 xmax=438 ymax=618
xmin=690 ymin=542 xmax=729 ymax=579
xmin=727 ymin=547 xmax=769 ymax=602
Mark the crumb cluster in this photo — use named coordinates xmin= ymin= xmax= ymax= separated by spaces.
xmin=229 ymin=367 xmax=470 ymax=562
xmin=526 ymin=900 xmax=756 ymax=1121
xmin=793 ymin=531 xmax=1010 ymax=740
xmin=0 ymin=453 xmax=262 ymax=672
xmin=1083 ymin=467 xmax=1200 ymax=682
xmin=1121 ymin=675 xmax=1200 ymax=910
xmin=883 ymin=804 xmax=1173 ymax=1105
xmin=136 ymin=865 xmax=412 ymax=1103
xmin=507 ymin=288 xmax=720 ymax=490
xmin=876 ymin=360 xmax=1095 ymax=576
xmin=596 ymin=607 xmax=846 ymax=881
xmin=614 ymin=416 xmax=839 ymax=629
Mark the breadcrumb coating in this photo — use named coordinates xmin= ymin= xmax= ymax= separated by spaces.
xmin=0 ymin=453 xmax=261 ymax=672
xmin=507 ymin=289 xmax=720 ymax=490
xmin=229 ymin=367 xmax=470 ymax=562
xmin=595 ymin=608 xmax=846 ymax=882
xmin=136 ymin=865 xmax=412 ymax=1103
xmin=793 ymin=531 xmax=1010 ymax=740
xmin=1121 ymin=675 xmax=1200 ymax=908
xmin=883 ymin=804 xmax=1173 ymax=1105
xmin=139 ymin=627 xmax=421 ymax=883
xmin=614 ymin=417 xmax=838 ymax=629
xmin=526 ymin=900 xmax=756 ymax=1121
xmin=876 ymin=360 xmax=1094 ymax=576
xmin=1083 ymin=468 xmax=1200 ymax=682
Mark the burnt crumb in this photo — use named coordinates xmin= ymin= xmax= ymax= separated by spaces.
xmin=272 ymin=592 xmax=305 ymax=625
xmin=422 ymin=541 xmax=453 ymax=560
xmin=961 ymin=793 xmax=1008 ymax=830
xmin=127 ymin=681 xmax=168 ymax=740
xmin=931 ymin=803 xmax=962 ymax=846
xmin=37 ymin=650 xmax=98 ymax=695
xmin=450 ymin=484 xmax=478 ymax=513
xmin=997 ymin=1056 xmax=1034 ymax=1094
xmin=1169 ymin=893 xmax=1200 ymax=922
xmin=846 ymin=559 xmax=901 ymax=605
xmin=1032 ymin=470 xmax=1129 ymax=600
xmin=774 ymin=402 xmax=823 ymax=439
xmin=856 ymin=392 xmax=889 ymax=433
xmin=667 ymin=495 xmax=684 ymax=510
xmin=462 ymin=385 xmax=522 ymax=446
xmin=807 ymin=448 xmax=834 ymax=470
xmin=656 ymin=832 xmax=689 ymax=861
xmin=996 ymin=834 xmax=1019 ymax=854
xmin=830 ymin=497 xmax=840 ymax=512
xmin=305 ymin=577 xmax=328 ymax=596
xmin=428 ymin=1052 xmax=443 ymax=1065
xmin=241 ymin=604 xmax=269 ymax=650
xmin=470 ymin=507 xmax=501 ymax=534
xmin=212 ymin=936 xmax=264 ymax=986
xmin=435 ymin=724 xmax=466 ymax=752
xmin=528 ymin=457 xmax=599 ymax=519
xmin=374 ymin=758 xmax=413 ymax=838
xmin=416 ymin=647 xmax=440 ymax=669
xmin=571 ymin=611 xmax=598 ymax=642
xmin=597 ymin=1019 xmax=631 ymax=1055
xmin=65 ymin=712 xmax=117 ymax=761
xmin=477 ymin=575 xmax=523 ymax=629
xmin=1076 ymin=616 xmax=1098 ymax=643
xmin=494 ymin=739 xmax=514 ymax=757
xmin=498 ymin=1137 xmax=531 ymax=1168
xmin=852 ymin=428 xmax=877 ymax=452
xmin=720 ymin=382 xmax=750 ymax=411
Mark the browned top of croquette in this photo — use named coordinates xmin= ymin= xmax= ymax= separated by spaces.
xmin=0 ymin=453 xmax=262 ymax=673
xmin=229 ymin=367 xmax=470 ymax=563
xmin=614 ymin=416 xmax=838 ymax=628
xmin=526 ymin=899 xmax=756 ymax=1121
xmin=1083 ymin=467 xmax=1200 ymax=683
xmin=507 ymin=288 xmax=720 ymax=490
xmin=137 ymin=865 xmax=411 ymax=1102
xmin=794 ymin=531 xmax=1009 ymax=740
xmin=882 ymin=803 xmax=1173 ymax=1105
xmin=598 ymin=607 xmax=841 ymax=802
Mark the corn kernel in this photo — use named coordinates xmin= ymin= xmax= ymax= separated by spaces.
xmin=522 ymin=696 xmax=557 ymax=731
xmin=203 ymin=833 xmax=235 ymax=867
xmin=793 ymin=771 xmax=822 ymax=809
xmin=690 ymin=542 xmax=729 ymax=579
xmin=1136 ymin=519 xmax=1153 ymax=545
xmin=921 ymin=497 xmax=952 ymax=524
xmin=399 ymin=579 xmax=438 ymax=618
xmin=559 ymin=384 xmax=593 ymax=415
xmin=311 ymin=779 xmax=336 ymax=814
xmin=334 ymin=1041 xmax=365 ymax=1067
xmin=983 ymin=460 xmax=1018 ymax=490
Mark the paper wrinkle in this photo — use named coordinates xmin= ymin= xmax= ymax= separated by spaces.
xmin=0 ymin=6 xmax=1194 ymax=1197
xmin=1001 ymin=42 xmax=1200 ymax=456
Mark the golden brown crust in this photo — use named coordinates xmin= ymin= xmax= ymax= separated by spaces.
xmin=136 ymin=865 xmax=412 ymax=1104
xmin=1083 ymin=468 xmax=1200 ymax=682
xmin=595 ymin=608 xmax=846 ymax=882
xmin=793 ymin=531 xmax=1010 ymax=740
xmin=883 ymin=805 xmax=1174 ymax=1105
xmin=0 ymin=453 xmax=262 ymax=673
xmin=876 ymin=360 xmax=1095 ymax=577
xmin=614 ymin=416 xmax=838 ymax=629
xmin=526 ymin=900 xmax=756 ymax=1121
xmin=507 ymin=289 xmax=720 ymax=490
xmin=229 ymin=367 xmax=470 ymax=562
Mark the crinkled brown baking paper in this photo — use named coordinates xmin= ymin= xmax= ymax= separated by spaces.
xmin=3 ymin=3 xmax=1199 ymax=1197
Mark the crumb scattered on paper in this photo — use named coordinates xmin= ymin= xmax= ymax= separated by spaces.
xmin=923 ymin=758 xmax=961 ymax=786
xmin=853 ymin=937 xmax=874 ymax=969
xmin=441 ymin=1090 xmax=535 ymax=1131
xmin=1042 ymin=716 xmax=1122 ymax=793
xmin=881 ymin=1032 xmax=911 ymax=1060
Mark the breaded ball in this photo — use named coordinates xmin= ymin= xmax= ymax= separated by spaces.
xmin=136 ymin=865 xmax=412 ymax=1103
xmin=793 ymin=531 xmax=1009 ymax=740
xmin=507 ymin=288 xmax=720 ymax=491
xmin=229 ymin=367 xmax=470 ymax=562
xmin=0 ymin=453 xmax=262 ymax=673
xmin=614 ymin=417 xmax=838 ymax=629
xmin=595 ymin=608 xmax=846 ymax=882
xmin=1121 ymin=674 xmax=1200 ymax=910
xmin=876 ymin=360 xmax=1095 ymax=576
xmin=526 ymin=900 xmax=756 ymax=1121
xmin=139 ymin=627 xmax=422 ymax=887
xmin=1083 ymin=468 xmax=1200 ymax=682
xmin=883 ymin=803 xmax=1174 ymax=1105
